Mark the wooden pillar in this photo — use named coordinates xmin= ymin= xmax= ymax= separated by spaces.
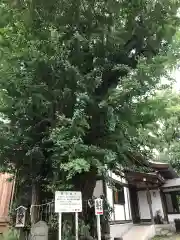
xmin=160 ymin=190 xmax=169 ymax=223
xmin=102 ymin=180 xmax=110 ymax=239
xmin=146 ymin=188 xmax=154 ymax=224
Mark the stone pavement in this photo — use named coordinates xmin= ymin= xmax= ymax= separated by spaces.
xmin=123 ymin=225 xmax=155 ymax=240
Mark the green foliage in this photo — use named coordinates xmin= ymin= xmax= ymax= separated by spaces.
xmin=79 ymin=220 xmax=94 ymax=240
xmin=49 ymin=217 xmax=94 ymax=240
xmin=134 ymin=89 xmax=180 ymax=173
xmin=0 ymin=0 xmax=179 ymax=198
xmin=0 ymin=229 xmax=19 ymax=240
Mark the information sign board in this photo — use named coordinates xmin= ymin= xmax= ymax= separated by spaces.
xmin=55 ymin=191 xmax=82 ymax=213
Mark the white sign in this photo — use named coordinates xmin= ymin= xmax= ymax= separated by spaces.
xmin=55 ymin=191 xmax=82 ymax=213
xmin=15 ymin=206 xmax=27 ymax=228
xmin=95 ymin=198 xmax=103 ymax=215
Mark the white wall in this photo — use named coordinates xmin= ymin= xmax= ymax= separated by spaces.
xmin=93 ymin=180 xmax=103 ymax=197
xmin=113 ymin=187 xmax=131 ymax=221
xmin=138 ymin=191 xmax=150 ymax=219
xmin=168 ymin=214 xmax=180 ymax=222
xmin=106 ymin=173 xmax=131 ymax=221
xmin=151 ymin=190 xmax=164 ymax=218
xmin=124 ymin=187 xmax=131 ymax=220
xmin=138 ymin=190 xmax=164 ymax=220
xmin=114 ymin=205 xmax=125 ymax=220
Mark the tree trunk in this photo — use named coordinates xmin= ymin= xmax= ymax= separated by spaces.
xmin=31 ymin=180 xmax=40 ymax=225
xmin=73 ymin=169 xmax=97 ymax=237
xmin=73 ymin=169 xmax=110 ymax=239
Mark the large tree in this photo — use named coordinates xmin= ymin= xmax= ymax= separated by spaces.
xmin=0 ymin=0 xmax=179 ymax=227
xmin=137 ymin=89 xmax=180 ymax=169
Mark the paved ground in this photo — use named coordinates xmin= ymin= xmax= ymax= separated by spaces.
xmin=123 ymin=225 xmax=154 ymax=240
xmin=152 ymin=235 xmax=180 ymax=240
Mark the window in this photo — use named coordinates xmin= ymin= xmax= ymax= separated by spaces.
xmin=113 ymin=183 xmax=125 ymax=205
xmin=165 ymin=191 xmax=180 ymax=213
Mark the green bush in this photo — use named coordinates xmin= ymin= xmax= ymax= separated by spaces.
xmin=1 ymin=229 xmax=19 ymax=240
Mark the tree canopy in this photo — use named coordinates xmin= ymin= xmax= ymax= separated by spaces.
xmin=137 ymin=88 xmax=180 ymax=173
xmin=0 ymin=0 xmax=179 ymax=213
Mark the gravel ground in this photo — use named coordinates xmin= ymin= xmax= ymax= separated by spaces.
xmin=152 ymin=235 xmax=180 ymax=240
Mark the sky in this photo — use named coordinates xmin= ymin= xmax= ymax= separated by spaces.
xmin=162 ymin=69 xmax=180 ymax=91
xmin=174 ymin=70 xmax=180 ymax=91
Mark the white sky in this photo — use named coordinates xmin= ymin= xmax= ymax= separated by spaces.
xmin=162 ymin=69 xmax=180 ymax=91
xmin=174 ymin=69 xmax=180 ymax=90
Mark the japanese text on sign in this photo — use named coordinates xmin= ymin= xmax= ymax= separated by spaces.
xmin=95 ymin=198 xmax=103 ymax=215
xmin=55 ymin=191 xmax=82 ymax=213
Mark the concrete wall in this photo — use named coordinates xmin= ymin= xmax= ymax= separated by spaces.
xmin=138 ymin=189 xmax=164 ymax=220
xmin=168 ymin=214 xmax=180 ymax=222
xmin=110 ymin=223 xmax=133 ymax=239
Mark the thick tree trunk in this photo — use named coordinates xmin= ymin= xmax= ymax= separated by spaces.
xmin=31 ymin=180 xmax=40 ymax=225
xmin=73 ymin=169 xmax=97 ymax=237
xmin=101 ymin=221 xmax=110 ymax=240
xmin=73 ymin=169 xmax=97 ymax=200
xmin=73 ymin=169 xmax=110 ymax=239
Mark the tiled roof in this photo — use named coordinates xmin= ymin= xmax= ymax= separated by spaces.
xmin=162 ymin=178 xmax=180 ymax=189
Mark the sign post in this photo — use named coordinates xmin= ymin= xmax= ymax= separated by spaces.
xmin=95 ymin=198 xmax=103 ymax=240
xmin=58 ymin=213 xmax=62 ymax=240
xmin=97 ymin=215 xmax=101 ymax=240
xmin=55 ymin=191 xmax=82 ymax=240
xmin=75 ymin=212 xmax=78 ymax=240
